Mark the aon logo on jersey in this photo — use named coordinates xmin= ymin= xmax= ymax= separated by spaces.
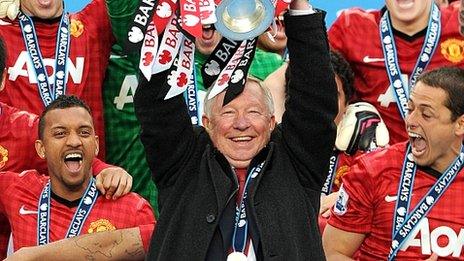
xmin=7 ymin=51 xmax=84 ymax=84
xmin=401 ymin=217 xmax=464 ymax=257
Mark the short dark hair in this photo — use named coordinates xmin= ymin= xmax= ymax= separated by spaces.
xmin=416 ymin=66 xmax=464 ymax=121
xmin=0 ymin=37 xmax=5 ymax=85
xmin=38 ymin=95 xmax=92 ymax=139
xmin=330 ymin=50 xmax=355 ymax=105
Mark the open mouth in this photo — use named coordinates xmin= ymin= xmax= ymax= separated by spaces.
xmin=64 ymin=152 xmax=83 ymax=173
xmin=202 ymin=24 xmax=215 ymax=41
xmin=409 ymin=132 xmax=426 ymax=156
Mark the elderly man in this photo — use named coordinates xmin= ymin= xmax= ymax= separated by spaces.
xmin=134 ymin=0 xmax=337 ymax=259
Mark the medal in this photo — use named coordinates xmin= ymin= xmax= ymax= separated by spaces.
xmin=227 ymin=251 xmax=248 ymax=261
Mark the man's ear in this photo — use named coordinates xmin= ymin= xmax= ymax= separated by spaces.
xmin=202 ymin=115 xmax=211 ymax=131
xmin=455 ymin=114 xmax=464 ymax=136
xmin=94 ymin=135 xmax=99 ymax=156
xmin=35 ymin=140 xmax=45 ymax=159
xmin=269 ymin=115 xmax=276 ymax=131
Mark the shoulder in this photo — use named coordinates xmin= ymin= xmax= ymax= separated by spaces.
xmin=439 ymin=3 xmax=460 ymax=35
xmin=70 ymin=0 xmax=108 ymax=28
xmin=332 ymin=7 xmax=380 ymax=28
xmin=1 ymin=103 xmax=38 ymax=127
xmin=0 ymin=169 xmax=47 ymax=189
xmin=353 ymin=142 xmax=407 ymax=177
xmin=115 ymin=192 xmax=153 ymax=210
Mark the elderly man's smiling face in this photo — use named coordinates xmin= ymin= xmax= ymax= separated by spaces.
xmin=202 ymin=80 xmax=276 ymax=168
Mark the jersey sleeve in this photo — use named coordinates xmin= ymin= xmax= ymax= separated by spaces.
xmin=133 ymin=196 xmax=156 ymax=252
xmin=138 ymin=223 xmax=155 ymax=253
xmin=327 ymin=159 xmax=375 ymax=234
xmin=91 ymin=158 xmax=113 ymax=176
xmin=328 ymin=9 xmax=349 ymax=56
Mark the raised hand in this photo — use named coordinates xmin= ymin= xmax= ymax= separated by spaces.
xmin=335 ymin=102 xmax=389 ymax=155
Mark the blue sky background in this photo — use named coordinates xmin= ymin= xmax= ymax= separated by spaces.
xmin=65 ymin=0 xmax=384 ymax=26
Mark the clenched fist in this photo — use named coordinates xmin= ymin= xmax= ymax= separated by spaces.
xmin=0 ymin=0 xmax=19 ymax=20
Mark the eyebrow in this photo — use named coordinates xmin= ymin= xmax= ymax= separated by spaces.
xmin=50 ymin=124 xmax=94 ymax=130
xmin=408 ymin=97 xmax=434 ymax=109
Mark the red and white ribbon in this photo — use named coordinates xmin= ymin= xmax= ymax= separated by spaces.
xmin=152 ymin=14 xmax=183 ymax=74
xmin=139 ymin=21 xmax=159 ymax=80
xmin=165 ymin=37 xmax=196 ymax=99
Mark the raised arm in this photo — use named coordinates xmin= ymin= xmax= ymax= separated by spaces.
xmin=134 ymin=71 xmax=198 ymax=187
xmin=282 ymin=3 xmax=338 ymax=190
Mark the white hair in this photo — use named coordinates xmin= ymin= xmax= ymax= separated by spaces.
xmin=203 ymin=77 xmax=275 ymax=118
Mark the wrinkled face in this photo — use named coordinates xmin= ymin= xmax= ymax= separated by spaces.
xmin=334 ymin=75 xmax=347 ymax=126
xmin=195 ymin=25 xmax=222 ymax=55
xmin=406 ymin=82 xmax=464 ymax=172
xmin=35 ymin=107 xmax=98 ymax=197
xmin=21 ymin=0 xmax=63 ymax=19
xmin=202 ymin=81 xmax=276 ymax=168
xmin=385 ymin=0 xmax=432 ymax=32
xmin=257 ymin=17 xmax=287 ymax=55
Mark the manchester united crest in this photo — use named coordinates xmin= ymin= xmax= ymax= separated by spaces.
xmin=0 ymin=145 xmax=8 ymax=170
xmin=70 ymin=19 xmax=84 ymax=38
xmin=441 ymin=38 xmax=464 ymax=63
xmin=88 ymin=219 xmax=116 ymax=233
xmin=334 ymin=165 xmax=350 ymax=188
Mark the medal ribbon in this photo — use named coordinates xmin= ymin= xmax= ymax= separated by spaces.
xmin=388 ymin=144 xmax=464 ymax=260
xmin=232 ymin=161 xmax=265 ymax=254
xmin=379 ymin=3 xmax=441 ymax=119
xmin=184 ymin=68 xmax=200 ymax=125
xmin=19 ymin=10 xmax=71 ymax=107
xmin=321 ymin=151 xmax=339 ymax=196
xmin=37 ymin=178 xmax=99 ymax=245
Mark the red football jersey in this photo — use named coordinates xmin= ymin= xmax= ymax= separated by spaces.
xmin=0 ymin=170 xmax=155 ymax=251
xmin=328 ymin=142 xmax=464 ymax=260
xmin=328 ymin=4 xmax=464 ymax=144
xmin=0 ymin=0 xmax=114 ymax=158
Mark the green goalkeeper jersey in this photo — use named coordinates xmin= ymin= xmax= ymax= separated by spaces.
xmin=105 ymin=0 xmax=158 ymax=215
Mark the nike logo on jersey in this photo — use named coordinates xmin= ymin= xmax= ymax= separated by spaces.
xmin=384 ymin=195 xmax=398 ymax=202
xmin=19 ymin=205 xmax=38 ymax=215
xmin=363 ymin=56 xmax=385 ymax=63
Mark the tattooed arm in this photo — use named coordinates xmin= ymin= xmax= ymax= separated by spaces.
xmin=4 ymin=227 xmax=147 ymax=261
